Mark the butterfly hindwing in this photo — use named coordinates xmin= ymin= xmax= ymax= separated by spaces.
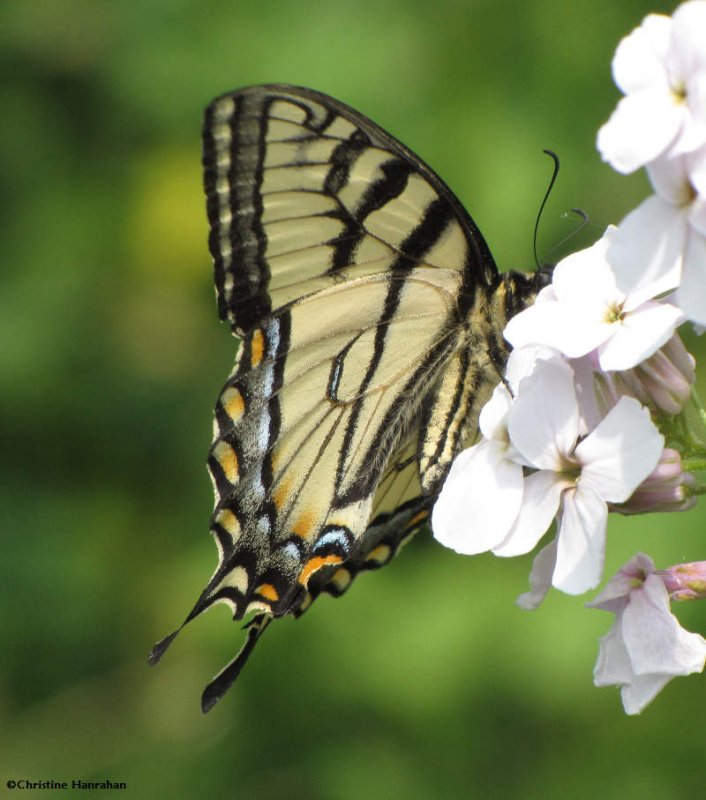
xmin=203 ymin=269 xmax=463 ymax=618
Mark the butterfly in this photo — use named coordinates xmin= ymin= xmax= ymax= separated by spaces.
xmin=149 ymin=84 xmax=550 ymax=712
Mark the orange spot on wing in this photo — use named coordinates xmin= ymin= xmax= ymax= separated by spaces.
xmin=255 ymin=583 xmax=279 ymax=602
xmin=299 ymin=555 xmax=343 ymax=586
xmin=251 ymin=329 xmax=265 ymax=367
xmin=221 ymin=387 xmax=245 ymax=421
xmin=214 ymin=441 xmax=239 ymax=484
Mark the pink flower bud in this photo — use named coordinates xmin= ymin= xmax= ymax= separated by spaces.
xmin=611 ymin=448 xmax=696 ymax=515
xmin=659 ymin=562 xmax=706 ymax=601
xmin=611 ymin=335 xmax=695 ymax=415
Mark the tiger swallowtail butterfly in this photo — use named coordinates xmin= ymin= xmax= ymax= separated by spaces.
xmin=149 ymin=84 xmax=550 ymax=712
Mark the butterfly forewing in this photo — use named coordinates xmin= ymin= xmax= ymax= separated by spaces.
xmin=202 ymin=84 xmax=498 ymax=334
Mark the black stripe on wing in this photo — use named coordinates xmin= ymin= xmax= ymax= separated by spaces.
xmin=329 ymin=156 xmax=414 ymax=272
xmin=333 ymin=197 xmax=460 ymax=503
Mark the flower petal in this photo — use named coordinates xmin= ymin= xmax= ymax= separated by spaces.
xmin=569 ymin=355 xmax=605 ymax=432
xmin=646 ymin=152 xmax=693 ymax=205
xmin=668 ymin=1 xmax=706 ymax=153
xmin=478 ymin=383 xmax=512 ymax=441
xmin=611 ymin=13 xmax=671 ymax=94
xmin=504 ymin=297 xmax=611 ymax=358
xmin=620 ymin=673 xmax=674 ymax=715
xmin=587 ymin=552 xmax=656 ymax=612
xmin=432 ymin=440 xmax=524 ymax=555
xmin=689 ymin=194 xmax=706 ymax=237
xmin=622 ymin=574 xmax=706 ymax=676
xmin=516 ymin=538 xmax=558 ymax=610
xmin=507 ymin=358 xmax=580 ymax=470
xmin=609 ymin=195 xmax=687 ymax=301
xmin=688 ymin=143 xmax=706 ymax=197
xmin=676 ymin=223 xmax=706 ymax=325
xmin=669 ymin=1 xmax=706 ymax=83
xmin=552 ymin=485 xmax=607 ymax=594
xmin=598 ymin=89 xmax=684 ymax=173
xmin=493 ymin=470 xmax=565 ymax=557
xmin=576 ymin=396 xmax=664 ymax=503
xmin=552 ymin=233 xmax=622 ymax=307
xmin=596 ymin=300 xmax=684 ymax=371
xmin=593 ymin=617 xmax=634 ymax=687
xmin=504 ymin=343 xmax=561 ymax=392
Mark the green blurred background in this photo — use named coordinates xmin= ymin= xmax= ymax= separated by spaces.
xmin=2 ymin=1 xmax=705 ymax=798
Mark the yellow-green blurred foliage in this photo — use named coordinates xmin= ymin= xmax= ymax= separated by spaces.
xmin=2 ymin=1 xmax=704 ymax=798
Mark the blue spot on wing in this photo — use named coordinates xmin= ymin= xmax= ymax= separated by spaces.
xmin=312 ymin=526 xmax=353 ymax=557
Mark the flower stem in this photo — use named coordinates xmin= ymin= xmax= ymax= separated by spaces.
xmin=692 ymin=387 xmax=706 ymax=430
xmin=661 ymin=390 xmax=706 ymax=462
xmin=682 ymin=457 xmax=706 ymax=474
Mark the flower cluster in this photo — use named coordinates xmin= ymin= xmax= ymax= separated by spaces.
xmin=598 ymin=0 xmax=706 ymax=326
xmin=433 ymin=0 xmax=706 ymax=714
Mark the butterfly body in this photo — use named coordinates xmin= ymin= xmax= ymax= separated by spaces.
xmin=149 ymin=85 xmax=549 ymax=711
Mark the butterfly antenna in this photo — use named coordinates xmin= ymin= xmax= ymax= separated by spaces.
xmin=533 ymin=149 xmax=561 ymax=269
xmin=540 ymin=207 xmax=592 ymax=264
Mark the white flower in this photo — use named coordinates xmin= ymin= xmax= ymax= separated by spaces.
xmin=597 ymin=1 xmax=706 ymax=173
xmin=588 ymin=553 xmax=706 ymax=714
xmin=504 ymin=228 xmax=684 ymax=371
xmin=431 ymin=346 xmax=556 ymax=554
xmin=607 ymin=154 xmax=706 ymax=326
xmin=493 ymin=359 xmax=663 ymax=595
xmin=435 ymin=354 xmax=665 ymax=597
